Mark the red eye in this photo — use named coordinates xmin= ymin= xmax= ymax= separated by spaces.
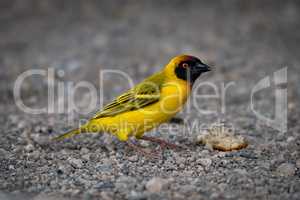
xmin=182 ymin=63 xmax=189 ymax=68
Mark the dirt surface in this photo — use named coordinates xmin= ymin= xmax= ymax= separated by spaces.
xmin=0 ymin=0 xmax=300 ymax=199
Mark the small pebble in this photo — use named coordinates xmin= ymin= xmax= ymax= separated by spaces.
xmin=8 ymin=165 xmax=15 ymax=170
xmin=128 ymin=155 xmax=139 ymax=162
xmin=68 ymin=158 xmax=83 ymax=168
xmin=80 ymin=147 xmax=90 ymax=154
xmin=18 ymin=120 xmax=27 ymax=129
xmin=57 ymin=164 xmax=72 ymax=174
xmin=197 ymin=158 xmax=212 ymax=169
xmin=100 ymin=191 xmax=113 ymax=200
xmin=24 ymin=144 xmax=35 ymax=152
xmin=9 ymin=115 xmax=19 ymax=124
xmin=146 ymin=177 xmax=167 ymax=193
xmin=29 ymin=150 xmax=40 ymax=160
xmin=0 ymin=148 xmax=9 ymax=158
xmin=33 ymin=135 xmax=49 ymax=146
xmin=82 ymin=153 xmax=91 ymax=161
xmin=287 ymin=136 xmax=295 ymax=143
xmin=276 ymin=163 xmax=296 ymax=177
xmin=296 ymin=160 xmax=300 ymax=168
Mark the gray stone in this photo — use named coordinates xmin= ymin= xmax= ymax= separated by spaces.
xmin=32 ymin=135 xmax=49 ymax=146
xmin=33 ymin=193 xmax=68 ymax=200
xmin=145 ymin=177 xmax=167 ymax=193
xmin=296 ymin=159 xmax=300 ymax=168
xmin=276 ymin=163 xmax=296 ymax=177
xmin=0 ymin=148 xmax=9 ymax=158
xmin=80 ymin=147 xmax=90 ymax=154
xmin=100 ymin=191 xmax=114 ymax=200
xmin=197 ymin=158 xmax=212 ymax=169
xmin=81 ymin=153 xmax=91 ymax=161
xmin=68 ymin=158 xmax=83 ymax=168
xmin=24 ymin=144 xmax=35 ymax=152
xmin=128 ymin=155 xmax=139 ymax=162
xmin=115 ymin=176 xmax=137 ymax=192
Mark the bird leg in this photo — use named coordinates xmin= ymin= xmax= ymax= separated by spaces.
xmin=139 ymin=136 xmax=180 ymax=150
xmin=127 ymin=140 xmax=160 ymax=159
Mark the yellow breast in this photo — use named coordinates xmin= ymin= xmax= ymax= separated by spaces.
xmin=90 ymin=80 xmax=191 ymax=140
xmin=126 ymin=80 xmax=190 ymax=137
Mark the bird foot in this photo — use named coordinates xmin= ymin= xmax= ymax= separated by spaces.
xmin=139 ymin=136 xmax=180 ymax=150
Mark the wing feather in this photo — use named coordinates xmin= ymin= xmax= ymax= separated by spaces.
xmin=92 ymin=72 xmax=164 ymax=119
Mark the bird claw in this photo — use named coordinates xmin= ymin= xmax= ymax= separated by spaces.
xmin=158 ymin=140 xmax=180 ymax=150
xmin=126 ymin=136 xmax=181 ymax=159
xmin=139 ymin=136 xmax=181 ymax=150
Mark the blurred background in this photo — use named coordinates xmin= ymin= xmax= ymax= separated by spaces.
xmin=0 ymin=0 xmax=299 ymax=105
xmin=0 ymin=1 xmax=300 ymax=199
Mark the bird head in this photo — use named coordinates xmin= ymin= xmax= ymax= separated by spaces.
xmin=164 ymin=55 xmax=211 ymax=83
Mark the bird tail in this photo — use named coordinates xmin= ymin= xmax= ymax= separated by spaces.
xmin=52 ymin=128 xmax=82 ymax=141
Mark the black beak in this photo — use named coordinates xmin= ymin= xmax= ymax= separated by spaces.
xmin=198 ymin=63 xmax=211 ymax=72
xmin=194 ymin=62 xmax=211 ymax=73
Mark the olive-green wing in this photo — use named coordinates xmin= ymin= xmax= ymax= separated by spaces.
xmin=92 ymin=72 xmax=164 ymax=119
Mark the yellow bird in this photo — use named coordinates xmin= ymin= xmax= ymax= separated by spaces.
xmin=54 ymin=55 xmax=211 ymax=153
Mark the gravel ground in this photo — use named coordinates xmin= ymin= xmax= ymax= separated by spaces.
xmin=0 ymin=1 xmax=300 ymax=199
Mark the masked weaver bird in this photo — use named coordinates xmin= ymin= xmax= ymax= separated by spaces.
xmin=54 ymin=55 xmax=211 ymax=155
